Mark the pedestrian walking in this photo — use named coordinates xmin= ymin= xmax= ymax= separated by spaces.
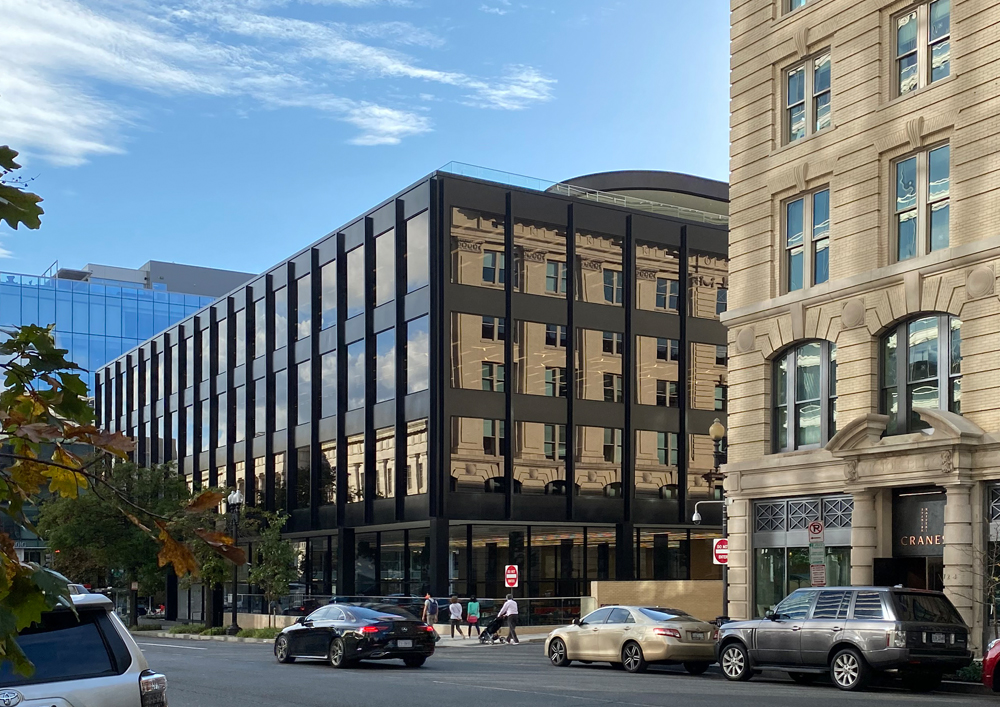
xmin=448 ymin=596 xmax=465 ymax=638
xmin=497 ymin=593 xmax=519 ymax=644
xmin=466 ymin=595 xmax=481 ymax=637
xmin=421 ymin=593 xmax=439 ymax=629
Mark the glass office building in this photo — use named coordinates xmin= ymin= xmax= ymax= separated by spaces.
xmin=97 ymin=166 xmax=730 ymax=601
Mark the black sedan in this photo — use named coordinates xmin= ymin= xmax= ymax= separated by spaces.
xmin=274 ymin=603 xmax=435 ymax=668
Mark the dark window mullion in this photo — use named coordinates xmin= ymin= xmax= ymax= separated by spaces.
xmin=820 ymin=342 xmax=830 ymax=445
xmin=938 ymin=315 xmax=950 ymax=414
xmin=787 ymin=348 xmax=796 ymax=451
xmin=897 ymin=322 xmax=909 ymax=432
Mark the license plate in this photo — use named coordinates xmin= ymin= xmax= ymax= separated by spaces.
xmin=398 ymin=639 xmax=413 ymax=648
xmin=931 ymin=633 xmax=946 ymax=645
xmin=690 ymin=632 xmax=705 ymax=641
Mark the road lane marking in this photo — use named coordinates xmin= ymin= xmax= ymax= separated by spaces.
xmin=137 ymin=642 xmax=209 ymax=650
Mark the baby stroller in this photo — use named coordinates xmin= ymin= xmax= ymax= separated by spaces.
xmin=478 ymin=615 xmax=508 ymax=644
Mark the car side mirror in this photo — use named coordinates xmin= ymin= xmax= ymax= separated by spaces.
xmin=572 ymin=618 xmax=581 ymax=626
xmin=765 ymin=610 xmax=778 ymax=621
xmin=295 ymin=616 xmax=305 ymax=625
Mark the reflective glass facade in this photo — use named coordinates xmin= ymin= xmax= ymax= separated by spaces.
xmin=99 ymin=170 xmax=728 ymax=599
xmin=0 ymin=270 xmax=217 ymax=392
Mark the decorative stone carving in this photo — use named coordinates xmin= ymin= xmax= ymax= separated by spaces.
xmin=905 ymin=117 xmax=925 ymax=150
xmin=456 ymin=239 xmax=482 ymax=253
xmin=736 ymin=327 xmax=756 ymax=354
xmin=636 ymin=269 xmax=658 ymax=281
xmin=793 ymin=163 xmax=808 ymax=193
xmin=580 ymin=259 xmax=603 ymax=272
xmin=941 ymin=450 xmax=954 ymax=475
xmin=793 ymin=25 xmax=809 ymax=59
xmin=522 ymin=249 xmax=547 ymax=263
xmin=966 ymin=265 xmax=995 ymax=299
xmin=841 ymin=299 xmax=866 ymax=329
xmin=845 ymin=459 xmax=858 ymax=482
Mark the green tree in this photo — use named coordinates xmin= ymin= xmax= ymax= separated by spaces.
xmin=37 ymin=463 xmax=191 ymax=596
xmin=246 ymin=511 xmax=297 ymax=627
xmin=0 ymin=324 xmax=243 ymax=674
xmin=0 ymin=147 xmax=43 ymax=230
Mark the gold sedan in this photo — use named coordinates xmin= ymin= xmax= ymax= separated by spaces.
xmin=544 ymin=606 xmax=718 ymax=674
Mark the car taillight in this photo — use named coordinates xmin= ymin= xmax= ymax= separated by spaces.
xmin=361 ymin=625 xmax=381 ymax=634
xmin=423 ymin=625 xmax=435 ymax=632
xmin=653 ymin=627 xmax=681 ymax=638
xmin=139 ymin=670 xmax=168 ymax=707
xmin=712 ymin=629 xmax=719 ymax=640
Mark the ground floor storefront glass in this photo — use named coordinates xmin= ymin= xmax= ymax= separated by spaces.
xmin=752 ymin=495 xmax=853 ymax=617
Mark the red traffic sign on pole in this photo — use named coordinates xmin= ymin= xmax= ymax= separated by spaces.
xmin=712 ymin=538 xmax=729 ymax=565
xmin=504 ymin=565 xmax=519 ymax=588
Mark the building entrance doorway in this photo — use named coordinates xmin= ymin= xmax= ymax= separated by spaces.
xmin=873 ymin=556 xmax=943 ymax=590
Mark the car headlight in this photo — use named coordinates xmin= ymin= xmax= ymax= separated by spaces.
xmin=989 ymin=638 xmax=1000 ymax=652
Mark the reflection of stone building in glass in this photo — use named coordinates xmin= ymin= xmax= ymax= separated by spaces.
xmin=98 ymin=166 xmax=728 ymax=606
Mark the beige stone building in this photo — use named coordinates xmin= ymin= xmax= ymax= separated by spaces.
xmin=726 ymin=0 xmax=1000 ymax=649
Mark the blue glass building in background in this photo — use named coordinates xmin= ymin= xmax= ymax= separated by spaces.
xmin=0 ymin=260 xmax=254 ymax=394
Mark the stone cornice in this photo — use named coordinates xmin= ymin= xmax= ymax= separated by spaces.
xmin=721 ymin=235 xmax=1000 ymax=327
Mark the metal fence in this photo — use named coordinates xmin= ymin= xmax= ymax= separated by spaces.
xmin=232 ymin=593 xmax=581 ymax=627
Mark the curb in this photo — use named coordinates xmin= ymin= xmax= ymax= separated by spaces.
xmin=130 ymin=630 xmax=546 ymax=648
xmin=130 ymin=630 xmax=275 ymax=644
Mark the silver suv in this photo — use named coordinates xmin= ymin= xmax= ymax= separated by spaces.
xmin=0 ymin=591 xmax=168 ymax=706
xmin=717 ymin=586 xmax=972 ymax=692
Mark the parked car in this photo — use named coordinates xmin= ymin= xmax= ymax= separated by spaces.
xmin=983 ymin=638 xmax=1000 ymax=691
xmin=0 ymin=591 xmax=168 ymax=706
xmin=717 ymin=586 xmax=972 ymax=692
xmin=274 ymin=602 xmax=435 ymax=668
xmin=545 ymin=606 xmax=718 ymax=674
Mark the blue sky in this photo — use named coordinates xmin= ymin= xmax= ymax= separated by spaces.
xmin=2 ymin=0 xmax=729 ymax=278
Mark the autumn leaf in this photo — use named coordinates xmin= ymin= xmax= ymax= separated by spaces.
xmin=155 ymin=521 xmax=199 ymax=577
xmin=42 ymin=467 xmax=87 ymax=498
xmin=12 ymin=423 xmax=60 ymax=444
xmin=52 ymin=446 xmax=83 ymax=471
xmin=85 ymin=430 xmax=135 ymax=458
xmin=62 ymin=424 xmax=99 ymax=441
xmin=185 ymin=491 xmax=224 ymax=513
xmin=194 ymin=528 xmax=247 ymax=565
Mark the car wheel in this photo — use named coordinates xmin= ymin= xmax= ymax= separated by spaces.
xmin=329 ymin=637 xmax=353 ymax=669
xmin=719 ymin=642 xmax=753 ymax=682
xmin=621 ymin=642 xmax=648 ymax=674
xmin=548 ymin=638 xmax=571 ymax=667
xmin=830 ymin=648 xmax=869 ymax=691
xmin=274 ymin=635 xmax=295 ymax=664
xmin=901 ymin=670 xmax=942 ymax=693
xmin=789 ymin=672 xmax=817 ymax=685
xmin=684 ymin=661 xmax=710 ymax=676
xmin=403 ymin=656 xmax=426 ymax=668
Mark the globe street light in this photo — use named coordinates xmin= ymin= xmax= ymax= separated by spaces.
xmin=225 ymin=488 xmax=244 ymax=636
xmin=691 ymin=418 xmax=727 ymax=624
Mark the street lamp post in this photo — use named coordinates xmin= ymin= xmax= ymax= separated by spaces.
xmin=225 ymin=488 xmax=244 ymax=636
xmin=692 ymin=418 xmax=728 ymax=624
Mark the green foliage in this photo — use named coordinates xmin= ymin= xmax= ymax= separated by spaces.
xmin=0 ymin=147 xmax=43 ymax=231
xmin=245 ymin=510 xmax=297 ymax=620
xmin=38 ymin=463 xmax=190 ymax=594
xmin=167 ymin=624 xmax=206 ymax=634
xmin=236 ymin=627 xmax=281 ymax=639
xmin=953 ymin=661 xmax=982 ymax=683
xmin=200 ymin=626 xmax=227 ymax=636
xmin=131 ymin=624 xmax=164 ymax=631
xmin=0 ymin=324 xmax=243 ymax=676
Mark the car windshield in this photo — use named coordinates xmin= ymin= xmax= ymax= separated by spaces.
xmin=639 ymin=608 xmax=696 ymax=622
xmin=0 ymin=610 xmax=119 ymax=687
xmin=892 ymin=593 xmax=964 ymax=624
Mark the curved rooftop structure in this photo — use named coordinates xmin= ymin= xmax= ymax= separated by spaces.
xmin=557 ymin=170 xmax=729 ymax=219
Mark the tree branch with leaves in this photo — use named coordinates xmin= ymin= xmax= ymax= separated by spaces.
xmin=0 ymin=325 xmax=244 ymax=674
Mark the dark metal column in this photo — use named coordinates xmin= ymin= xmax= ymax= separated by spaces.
xmin=363 ymin=217 xmax=377 ymax=524
xmin=394 ymin=198 xmax=408 ymax=519
xmin=565 ymin=204 xmax=576 ymax=519
xmin=618 ymin=214 xmax=636 ymax=580
xmin=503 ymin=191 xmax=514 ymax=518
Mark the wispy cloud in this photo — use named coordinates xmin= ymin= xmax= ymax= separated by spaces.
xmin=0 ymin=0 xmax=554 ymax=164
xmin=480 ymin=1 xmax=511 ymax=16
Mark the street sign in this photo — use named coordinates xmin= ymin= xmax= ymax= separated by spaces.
xmin=712 ymin=538 xmax=729 ymax=565
xmin=504 ymin=565 xmax=519 ymax=588
xmin=808 ymin=520 xmax=826 ymax=587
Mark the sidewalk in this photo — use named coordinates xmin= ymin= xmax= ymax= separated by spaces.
xmin=129 ymin=628 xmax=546 ymax=648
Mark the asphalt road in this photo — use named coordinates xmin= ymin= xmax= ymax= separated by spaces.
xmin=136 ymin=637 xmax=991 ymax=707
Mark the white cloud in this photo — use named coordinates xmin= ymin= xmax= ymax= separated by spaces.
xmin=0 ymin=0 xmax=555 ymax=164
xmin=480 ymin=5 xmax=508 ymax=15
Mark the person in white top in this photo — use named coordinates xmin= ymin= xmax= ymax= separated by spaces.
xmin=496 ymin=593 xmax=519 ymax=644
xmin=448 ymin=596 xmax=465 ymax=638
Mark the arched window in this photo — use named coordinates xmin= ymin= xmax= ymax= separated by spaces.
xmin=604 ymin=482 xmax=623 ymax=498
xmin=880 ymin=314 xmax=961 ymax=434
xmin=773 ymin=341 xmax=838 ymax=451
xmin=485 ymin=477 xmax=522 ymax=494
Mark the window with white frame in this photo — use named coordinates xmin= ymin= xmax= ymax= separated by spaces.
xmin=656 ymin=278 xmax=679 ymax=311
xmin=481 ymin=362 xmax=505 ymax=392
xmin=894 ymin=144 xmax=949 ymax=261
xmin=656 ymin=380 xmax=678 ymax=408
xmin=784 ymin=187 xmax=830 ymax=292
xmin=544 ymin=424 xmax=567 ymax=460
xmin=785 ymin=51 xmax=831 ymax=143
xmin=895 ymin=0 xmax=950 ymax=97
xmin=657 ymin=432 xmax=678 ymax=466
xmin=774 ymin=341 xmax=838 ymax=451
xmin=603 ymin=373 xmax=624 ymax=403
xmin=656 ymin=337 xmax=679 ymax=362
xmin=602 ymin=331 xmax=624 ymax=355
xmin=784 ymin=0 xmax=809 ymax=13
xmin=546 ymin=261 xmax=567 ymax=294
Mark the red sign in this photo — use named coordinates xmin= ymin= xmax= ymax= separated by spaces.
xmin=712 ymin=538 xmax=729 ymax=565
xmin=504 ymin=565 xmax=519 ymax=588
